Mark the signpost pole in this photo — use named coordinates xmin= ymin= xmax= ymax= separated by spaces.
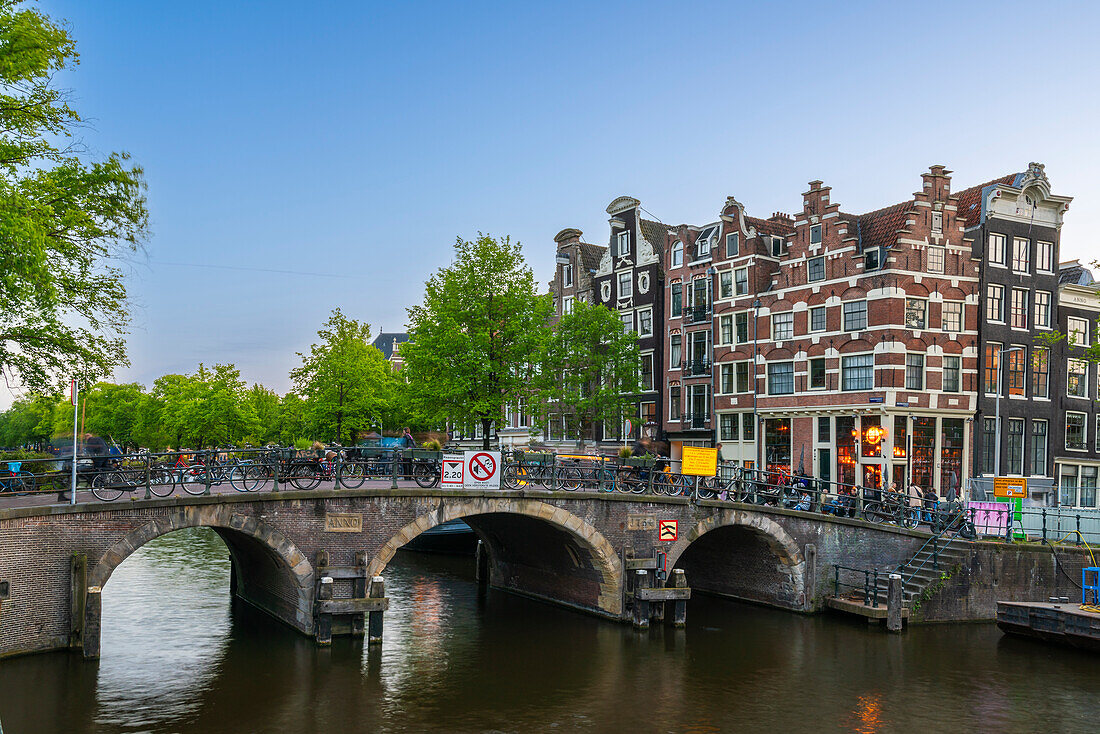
xmin=70 ymin=379 xmax=78 ymax=506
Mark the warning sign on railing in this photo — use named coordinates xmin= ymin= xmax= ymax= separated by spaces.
xmin=463 ymin=451 xmax=501 ymax=490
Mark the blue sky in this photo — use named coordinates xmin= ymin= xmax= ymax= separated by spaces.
xmin=10 ymin=0 xmax=1100 ymax=404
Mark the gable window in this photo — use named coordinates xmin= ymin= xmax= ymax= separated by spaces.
xmin=1036 ymin=241 xmax=1053 ymax=272
xmin=1010 ymin=288 xmax=1028 ymax=329
xmin=734 ymin=312 xmax=749 ymax=343
xmin=984 ymin=342 xmax=1001 ymax=395
xmin=735 ymin=362 xmax=751 ymax=393
xmin=1068 ymin=317 xmax=1090 ymax=347
xmin=1034 ymin=291 xmax=1051 ymax=328
xmin=905 ymin=353 xmax=925 ymax=390
xmin=810 ymin=306 xmax=827 ymax=332
xmin=669 ymin=334 xmax=681 ymax=369
xmin=562 ymin=264 xmax=573 ymax=288
xmin=734 ymin=267 xmax=749 ymax=295
xmin=905 ymin=298 xmax=927 ymax=330
xmin=671 ymin=283 xmax=682 ymax=317
xmin=809 ymin=357 xmax=826 ymax=389
xmin=1066 ymin=412 xmax=1087 ymax=451
xmin=618 ymin=272 xmax=632 ymax=299
xmin=843 ymin=300 xmax=867 ymax=331
xmin=988 ymin=233 xmax=1006 ymax=264
xmin=726 ymin=232 xmax=739 ymax=257
xmin=943 ymin=355 xmax=961 ymax=392
xmin=808 ymin=256 xmax=826 ymax=282
xmin=864 ymin=247 xmax=883 ymax=271
xmin=841 ymin=354 xmax=874 ymax=391
xmin=617 ymin=231 xmax=630 ymax=257
xmin=1007 ymin=347 xmax=1025 ymax=396
xmin=927 ymin=246 xmax=945 ymax=273
xmin=772 ymin=312 xmax=794 ymax=341
xmin=942 ymin=301 xmax=963 ymax=332
xmin=771 ymin=236 xmax=787 ymax=258
xmin=931 ymin=211 xmax=943 ymax=234
xmin=719 ymin=271 xmax=733 ymax=299
xmin=809 ymin=224 xmax=822 ymax=245
xmin=767 ymin=362 xmax=794 ymax=395
xmin=637 ymin=308 xmax=653 ymax=337
xmin=671 ymin=241 xmax=683 ymax=268
xmin=1032 ymin=347 xmax=1049 ymax=398
xmin=1012 ymin=237 xmax=1030 ymax=273
xmin=986 ymin=284 xmax=1005 ymax=322
xmin=1068 ymin=359 xmax=1089 ymax=398
xmin=719 ymin=315 xmax=733 ymax=344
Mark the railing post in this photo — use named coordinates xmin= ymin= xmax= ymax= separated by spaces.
xmin=872 ymin=569 xmax=879 ymax=608
xmin=1077 ymin=514 xmax=1082 ymax=546
xmin=203 ymin=451 xmax=211 ymax=495
xmin=1042 ymin=508 xmax=1047 ymax=541
xmin=834 ymin=565 xmax=840 ymax=598
xmin=334 ymin=450 xmax=343 ymax=490
xmin=863 ymin=570 xmax=870 ymax=606
xmin=933 ymin=536 xmax=939 ymax=571
xmin=391 ymin=449 xmax=399 ymax=489
xmin=143 ymin=454 xmax=151 ymax=500
xmin=271 ymin=451 xmax=280 ymax=493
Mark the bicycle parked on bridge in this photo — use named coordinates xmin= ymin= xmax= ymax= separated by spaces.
xmin=0 ymin=461 xmax=36 ymax=495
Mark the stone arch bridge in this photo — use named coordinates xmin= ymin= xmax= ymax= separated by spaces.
xmin=0 ymin=488 xmax=931 ymax=659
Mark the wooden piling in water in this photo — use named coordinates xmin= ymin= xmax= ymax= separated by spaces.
xmin=368 ymin=576 xmax=385 ymax=644
xmin=671 ymin=569 xmax=688 ymax=628
xmin=633 ymin=570 xmax=650 ymax=630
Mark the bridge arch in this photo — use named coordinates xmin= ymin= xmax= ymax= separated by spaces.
xmin=666 ymin=509 xmax=808 ymax=611
xmin=367 ymin=499 xmax=623 ymax=617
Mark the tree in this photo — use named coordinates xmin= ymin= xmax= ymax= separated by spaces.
xmin=533 ymin=301 xmax=640 ymax=449
xmin=402 ymin=234 xmax=551 ymax=449
xmin=244 ymin=384 xmax=281 ymax=445
xmin=0 ymin=1 xmax=149 ymax=393
xmin=291 ymin=309 xmax=394 ymax=445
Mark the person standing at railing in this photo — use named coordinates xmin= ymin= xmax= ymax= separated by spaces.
xmin=399 ymin=428 xmax=415 ymax=479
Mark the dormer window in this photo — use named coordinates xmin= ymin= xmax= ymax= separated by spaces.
xmin=771 ymin=236 xmax=787 ymax=257
xmin=864 ymin=246 xmax=883 ymax=271
xmin=616 ymin=231 xmax=630 ymax=257
xmin=695 ymin=226 xmax=717 ymax=258
xmin=809 ymin=224 xmax=822 ymax=246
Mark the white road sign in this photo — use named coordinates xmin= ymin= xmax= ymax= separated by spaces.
xmin=441 ymin=455 xmax=464 ymax=487
xmin=463 ymin=450 xmax=501 ymax=490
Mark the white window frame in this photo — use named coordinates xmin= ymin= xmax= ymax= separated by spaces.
xmin=986 ymin=284 xmax=1005 ymax=323
xmin=771 ymin=236 xmax=787 ymax=258
xmin=619 ymin=311 xmax=633 ymax=332
xmin=670 ymin=241 xmax=683 ymax=268
xmin=562 ymin=264 xmax=573 ymax=288
xmin=1036 ymin=241 xmax=1053 ymax=273
xmin=807 ymin=256 xmax=826 ymax=282
xmin=719 ymin=270 xmax=733 ymax=299
xmin=562 ymin=295 xmax=574 ymax=314
xmin=1068 ymin=359 xmax=1089 ymax=399
xmin=841 ymin=353 xmax=874 ymax=391
xmin=843 ymin=300 xmax=867 ymax=332
xmin=637 ymin=307 xmax=653 ymax=338
xmin=669 ymin=334 xmax=682 ymax=370
xmin=809 ymin=224 xmax=822 ymax=245
xmin=734 ymin=267 xmax=749 ymax=296
xmin=808 ymin=356 xmax=827 ymax=390
xmin=927 ymin=246 xmax=945 ymax=274
xmin=772 ymin=312 xmax=794 ymax=341
xmin=726 ymin=232 xmax=739 ymax=257
xmin=1068 ymin=317 xmax=1090 ymax=347
xmin=905 ymin=352 xmax=925 ymax=390
xmin=618 ymin=271 xmax=632 ymax=299
xmin=617 ymin=231 xmax=630 ymax=257
xmin=1034 ymin=291 xmax=1051 ymax=329
xmin=809 ymin=305 xmax=827 ymax=333
xmin=735 ymin=361 xmax=752 ymax=393
xmin=718 ymin=314 xmax=733 ymax=345
xmin=942 ymin=355 xmax=961 ymax=393
xmin=1010 ymin=288 xmax=1029 ymax=330
xmin=942 ymin=301 xmax=963 ymax=333
xmin=931 ymin=211 xmax=943 ymax=234
xmin=639 ymin=352 xmax=654 ymax=392
xmin=767 ymin=361 xmax=795 ymax=395
xmin=1066 ymin=411 xmax=1088 ymax=451
xmin=988 ymin=233 xmax=1006 ymax=265
xmin=1012 ymin=237 xmax=1030 ymax=273
xmin=905 ymin=298 xmax=927 ymax=330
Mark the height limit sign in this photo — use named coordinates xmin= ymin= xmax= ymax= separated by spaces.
xmin=463 ymin=451 xmax=501 ymax=490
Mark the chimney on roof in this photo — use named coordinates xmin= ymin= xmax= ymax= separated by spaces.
xmin=769 ymin=212 xmax=793 ymax=224
xmin=922 ymin=165 xmax=953 ymax=201
xmin=802 ymin=180 xmax=832 ymax=216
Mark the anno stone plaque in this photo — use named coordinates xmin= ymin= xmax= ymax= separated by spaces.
xmin=324 ymin=512 xmax=363 ymax=533
xmin=627 ymin=514 xmax=657 ymax=531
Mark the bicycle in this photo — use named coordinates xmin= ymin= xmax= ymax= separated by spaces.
xmin=861 ymin=491 xmax=920 ymax=528
xmin=0 ymin=461 xmax=36 ymax=495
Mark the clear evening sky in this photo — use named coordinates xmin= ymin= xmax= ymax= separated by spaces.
xmin=8 ymin=1 xmax=1100 ymax=407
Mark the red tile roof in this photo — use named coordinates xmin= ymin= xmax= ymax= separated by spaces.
xmin=953 ymin=173 xmax=1018 ymax=226
xmin=745 ymin=216 xmax=795 ymax=237
xmin=844 ymin=201 xmax=912 ymax=250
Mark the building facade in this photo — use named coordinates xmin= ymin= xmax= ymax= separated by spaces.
xmin=1054 ymin=267 xmax=1100 ymax=508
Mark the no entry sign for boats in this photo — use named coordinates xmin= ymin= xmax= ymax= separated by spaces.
xmin=463 ymin=451 xmax=501 ymax=490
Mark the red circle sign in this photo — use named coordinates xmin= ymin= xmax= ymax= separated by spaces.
xmin=469 ymin=452 xmax=496 ymax=481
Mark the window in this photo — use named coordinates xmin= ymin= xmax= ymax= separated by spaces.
xmin=719 ymin=315 xmax=733 ymax=345
xmin=562 ymin=295 xmax=574 ymax=314
xmin=905 ymin=299 xmax=926 ymax=330
xmin=927 ymin=246 xmax=945 ymax=273
xmin=864 ymin=247 xmax=882 ymax=271
xmin=942 ymin=301 xmax=963 ymax=332
xmin=981 ymin=418 xmax=996 ymax=475
xmin=1012 ymin=237 xmax=1030 ymax=273
xmin=809 ymin=357 xmax=826 ymax=389
xmin=691 ymin=278 xmax=709 ymax=311
xmin=943 ymin=355 xmax=960 ymax=392
xmin=1036 ymin=241 xmax=1053 ymax=272
xmin=638 ymin=308 xmax=653 ymax=337
xmin=640 ymin=354 xmax=654 ymax=391
xmin=1031 ymin=420 xmax=1047 ymax=475
xmin=818 ymin=417 xmax=831 ymax=443
xmin=1007 ymin=348 xmax=1025 ymax=396
xmin=1010 ymin=288 xmax=1028 ymax=329
xmin=988 ymin=233 xmax=1006 ymax=264
xmin=734 ymin=312 xmax=749 ymax=343
xmin=669 ymin=335 xmax=681 ymax=369
xmin=618 ymin=272 xmax=632 ymax=299
xmin=1006 ymin=418 xmax=1024 ymax=475
xmin=905 ymin=353 xmax=924 ymax=390
xmin=810 ymin=306 xmax=827 ymax=332
xmin=620 ymin=312 xmax=633 ymax=332
xmin=742 ymin=413 xmax=755 ymax=441
xmin=843 ymin=300 xmax=867 ymax=331
xmin=931 ymin=210 xmax=943 ymax=234
xmin=771 ymin=236 xmax=787 ymax=257
xmin=809 ymin=224 xmax=822 ymax=245
xmin=720 ymin=414 xmax=738 ymax=441
xmin=984 ymin=343 xmax=1001 ymax=395
xmin=695 ymin=226 xmax=716 ymax=259
xmin=808 ymin=256 xmax=826 ymax=282
xmin=719 ymin=271 xmax=733 ymax=299
xmin=1066 ymin=412 xmax=1087 ymax=450
xmin=1032 ymin=347 xmax=1049 ymax=398
xmin=986 ymin=284 xmax=1004 ymax=322
xmin=671 ymin=241 xmax=683 ymax=268
xmin=1068 ymin=359 xmax=1088 ymax=398
xmin=720 ymin=364 xmax=735 ymax=394
xmin=562 ymin=264 xmax=573 ymax=288
xmin=617 ymin=231 xmax=630 ymax=257
xmin=1034 ymin=291 xmax=1051 ymax=328
xmin=1060 ymin=467 xmax=1078 ymax=507
xmin=669 ymin=387 xmax=681 ymax=420
xmin=768 ymin=362 xmax=794 ymax=395
xmin=772 ymin=312 xmax=794 ymax=341
xmin=671 ymin=283 xmax=682 ymax=317
xmin=1068 ymin=317 xmax=1090 ymax=347
xmin=689 ymin=384 xmax=709 ymax=426
xmin=841 ymin=354 xmax=874 ymax=391
xmin=734 ymin=267 xmax=748 ymax=295
xmin=1082 ymin=467 xmax=1098 ymax=508
xmin=735 ymin=362 xmax=751 ymax=393
xmin=726 ymin=232 xmax=739 ymax=257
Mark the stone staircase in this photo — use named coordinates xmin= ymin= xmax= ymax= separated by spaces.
xmin=868 ymin=541 xmax=968 ymax=607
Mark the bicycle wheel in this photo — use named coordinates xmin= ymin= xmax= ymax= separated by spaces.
xmin=339 ymin=461 xmax=367 ymax=489
xmin=229 ymin=464 xmax=260 ymax=492
xmin=558 ymin=466 xmax=583 ymax=491
xmin=696 ymin=476 xmax=717 ymax=500
xmin=289 ymin=463 xmax=321 ymax=490
xmin=901 ymin=507 xmax=919 ymax=529
xmin=502 ymin=464 xmax=521 ymax=490
xmin=181 ymin=467 xmax=209 ymax=495
xmin=148 ymin=467 xmax=176 ymax=497
xmin=860 ymin=502 xmax=883 ymax=523
xmin=92 ymin=471 xmax=125 ymax=501
xmin=413 ymin=462 xmax=438 ymax=488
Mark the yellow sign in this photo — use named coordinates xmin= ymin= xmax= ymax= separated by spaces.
xmin=993 ymin=477 xmax=1027 ymax=498
xmin=324 ymin=513 xmax=364 ymax=533
xmin=681 ymin=446 xmax=718 ymax=477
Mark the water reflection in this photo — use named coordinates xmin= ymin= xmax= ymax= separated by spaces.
xmin=0 ymin=529 xmax=1098 ymax=733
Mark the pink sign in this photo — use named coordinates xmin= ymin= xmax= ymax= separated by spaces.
xmin=968 ymin=501 xmax=1010 ymax=537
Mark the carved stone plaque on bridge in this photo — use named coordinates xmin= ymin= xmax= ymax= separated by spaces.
xmin=324 ymin=513 xmax=363 ymax=533
xmin=627 ymin=514 xmax=657 ymax=531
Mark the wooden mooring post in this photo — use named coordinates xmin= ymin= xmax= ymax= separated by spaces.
xmin=886 ymin=573 xmax=903 ymax=632
xmin=368 ymin=576 xmax=385 ymax=644
xmin=316 ymin=577 xmax=334 ymax=646
xmin=633 ymin=570 xmax=651 ymax=630
xmin=671 ymin=569 xmax=688 ymax=628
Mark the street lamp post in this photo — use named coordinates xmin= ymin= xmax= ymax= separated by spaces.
xmin=993 ymin=345 xmax=1023 ymax=477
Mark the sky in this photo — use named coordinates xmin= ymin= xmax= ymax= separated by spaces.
xmin=6 ymin=0 xmax=1100 ymax=407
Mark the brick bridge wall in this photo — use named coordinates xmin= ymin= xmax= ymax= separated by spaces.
xmin=0 ymin=488 xmax=935 ymax=659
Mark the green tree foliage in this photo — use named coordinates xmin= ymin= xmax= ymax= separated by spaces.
xmin=0 ymin=1 xmax=149 ymax=392
xmin=0 ymin=393 xmax=59 ymax=448
xmin=151 ymin=365 xmax=258 ymax=449
xmin=402 ymin=235 xmax=550 ymax=449
xmin=533 ymin=301 xmax=640 ymax=448
xmin=290 ymin=309 xmax=394 ymax=445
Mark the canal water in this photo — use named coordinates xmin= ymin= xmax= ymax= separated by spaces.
xmin=0 ymin=528 xmax=1096 ymax=733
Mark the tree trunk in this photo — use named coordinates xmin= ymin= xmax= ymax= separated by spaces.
xmin=481 ymin=417 xmax=492 ymax=451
